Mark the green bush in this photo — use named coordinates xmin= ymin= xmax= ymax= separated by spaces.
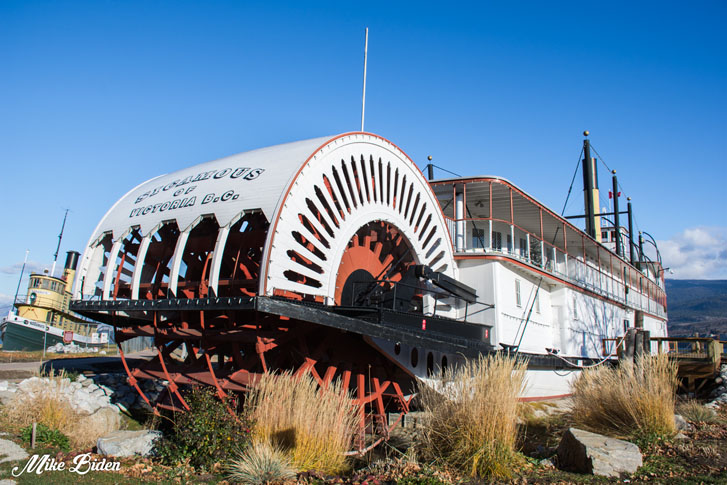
xmin=156 ymin=386 xmax=252 ymax=471
xmin=21 ymin=423 xmax=70 ymax=452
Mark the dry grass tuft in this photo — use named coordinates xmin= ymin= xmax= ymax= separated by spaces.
xmin=0 ymin=369 xmax=116 ymax=449
xmin=4 ymin=391 xmax=77 ymax=432
xmin=677 ymin=399 xmax=718 ymax=424
xmin=244 ymin=371 xmax=358 ymax=475
xmin=571 ymin=353 xmax=678 ymax=439
xmin=418 ymin=353 xmax=527 ymax=479
xmin=227 ymin=441 xmax=296 ymax=485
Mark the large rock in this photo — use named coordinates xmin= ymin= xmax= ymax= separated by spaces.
xmin=77 ymin=407 xmax=122 ymax=440
xmin=96 ymin=430 xmax=161 ymax=457
xmin=557 ymin=427 xmax=643 ymax=477
xmin=674 ymin=414 xmax=693 ymax=432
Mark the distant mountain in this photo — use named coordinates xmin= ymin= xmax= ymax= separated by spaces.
xmin=665 ymin=279 xmax=727 ymax=338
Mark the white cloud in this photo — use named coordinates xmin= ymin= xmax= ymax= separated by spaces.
xmin=0 ymin=261 xmax=46 ymax=276
xmin=0 ymin=292 xmax=14 ymax=312
xmin=657 ymin=226 xmax=727 ymax=279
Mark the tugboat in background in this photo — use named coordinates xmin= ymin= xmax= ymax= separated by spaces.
xmin=1 ymin=250 xmax=109 ymax=351
xmin=2 ymin=208 xmax=110 ymax=353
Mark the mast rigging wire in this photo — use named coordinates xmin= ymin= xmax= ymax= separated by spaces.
xmin=560 ymin=148 xmax=584 ymax=216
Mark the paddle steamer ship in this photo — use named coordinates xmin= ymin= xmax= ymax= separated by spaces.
xmin=67 ymin=131 xmax=667 ymax=403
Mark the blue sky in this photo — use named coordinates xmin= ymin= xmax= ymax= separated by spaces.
xmin=1 ymin=0 xmax=725 ymax=311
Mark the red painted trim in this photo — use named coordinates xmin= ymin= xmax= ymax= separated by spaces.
xmin=519 ymin=393 xmax=572 ymax=402
xmin=455 ymin=253 xmax=667 ymax=322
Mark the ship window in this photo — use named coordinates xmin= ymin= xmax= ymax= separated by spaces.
xmin=515 ymin=279 xmax=522 ymax=307
xmin=519 ymin=238 xmax=527 ymax=258
xmin=426 ymin=352 xmax=434 ymax=377
xmin=611 ymin=231 xmax=616 ymax=242
xmin=601 ymin=230 xmax=608 ymax=240
xmin=441 ymin=355 xmax=448 ymax=373
xmin=507 ymin=234 xmax=512 ymax=253
xmin=410 ymin=347 xmax=419 ymax=368
xmin=472 ymin=228 xmax=485 ymax=249
xmin=492 ymin=231 xmax=502 ymax=251
xmin=394 ymin=343 xmax=401 ymax=355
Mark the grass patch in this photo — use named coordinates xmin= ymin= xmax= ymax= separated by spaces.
xmin=226 ymin=441 xmax=296 ymax=484
xmin=571 ymin=353 xmax=678 ymax=441
xmin=1 ymin=371 xmax=77 ymax=434
xmin=418 ymin=353 xmax=527 ymax=479
xmin=20 ymin=423 xmax=70 ymax=452
xmin=0 ymin=369 xmax=118 ymax=449
xmin=244 ymin=371 xmax=358 ymax=475
xmin=0 ymin=349 xmax=117 ymax=363
xmin=677 ymin=399 xmax=719 ymax=424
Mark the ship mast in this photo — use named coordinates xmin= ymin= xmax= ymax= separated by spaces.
xmin=582 ymin=131 xmax=601 ymax=241
xmin=11 ymin=250 xmax=29 ymax=314
xmin=50 ymin=209 xmax=69 ymax=277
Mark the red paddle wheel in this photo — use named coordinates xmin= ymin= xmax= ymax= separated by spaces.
xmin=77 ymin=133 xmax=459 ymax=453
xmin=114 ymin=218 xmax=419 ymax=451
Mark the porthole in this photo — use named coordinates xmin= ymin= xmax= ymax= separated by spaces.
xmin=441 ymin=355 xmax=448 ymax=373
xmin=410 ymin=347 xmax=418 ymax=368
xmin=394 ymin=343 xmax=401 ymax=355
xmin=426 ymin=352 xmax=434 ymax=377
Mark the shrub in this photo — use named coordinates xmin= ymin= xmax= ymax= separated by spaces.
xmin=418 ymin=353 xmax=527 ymax=479
xmin=677 ymin=400 xmax=718 ymax=423
xmin=21 ymin=423 xmax=70 ymax=452
xmin=227 ymin=441 xmax=296 ymax=484
xmin=571 ymin=353 xmax=678 ymax=440
xmin=156 ymin=386 xmax=252 ymax=471
xmin=244 ymin=371 xmax=358 ymax=474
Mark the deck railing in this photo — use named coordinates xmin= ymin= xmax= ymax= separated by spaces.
xmin=445 ymin=216 xmax=667 ymax=318
xmin=12 ymin=295 xmax=99 ymax=325
xmin=601 ymin=336 xmax=725 ymax=363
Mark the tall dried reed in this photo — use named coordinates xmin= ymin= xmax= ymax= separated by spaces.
xmin=244 ymin=371 xmax=357 ymax=475
xmin=0 ymin=369 xmax=87 ymax=447
xmin=571 ymin=353 xmax=678 ymax=439
xmin=418 ymin=353 xmax=527 ymax=479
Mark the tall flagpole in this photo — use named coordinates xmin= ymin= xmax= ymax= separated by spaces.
xmin=360 ymin=27 xmax=369 ymax=132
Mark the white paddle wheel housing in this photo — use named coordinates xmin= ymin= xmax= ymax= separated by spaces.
xmin=71 ymin=132 xmax=465 ymax=451
xmin=262 ymin=134 xmax=456 ymax=309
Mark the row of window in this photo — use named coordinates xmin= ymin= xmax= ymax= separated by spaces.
xmin=29 ymin=277 xmax=65 ymax=294
xmin=394 ymin=343 xmax=448 ymax=377
xmin=471 ymin=229 xmax=543 ymax=262
xmin=601 ymin=230 xmax=620 ymax=242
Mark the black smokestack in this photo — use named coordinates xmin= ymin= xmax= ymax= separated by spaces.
xmin=65 ymin=251 xmax=80 ymax=270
